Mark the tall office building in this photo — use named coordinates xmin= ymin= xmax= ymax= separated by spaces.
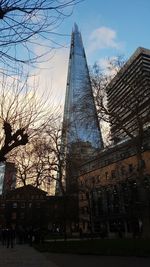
xmin=58 ymin=24 xmax=103 ymax=193
xmin=107 ymin=47 xmax=150 ymax=142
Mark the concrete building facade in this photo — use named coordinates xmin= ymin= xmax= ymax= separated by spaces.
xmin=107 ymin=47 xmax=150 ymax=142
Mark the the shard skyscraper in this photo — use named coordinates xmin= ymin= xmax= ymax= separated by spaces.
xmin=58 ymin=24 xmax=103 ymax=194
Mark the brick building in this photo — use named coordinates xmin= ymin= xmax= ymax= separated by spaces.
xmin=0 ymin=185 xmax=78 ymax=236
xmin=0 ymin=185 xmax=48 ymax=229
xmin=78 ymin=134 xmax=150 ymax=238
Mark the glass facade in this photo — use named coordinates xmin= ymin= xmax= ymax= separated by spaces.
xmin=57 ymin=24 xmax=103 ymax=194
xmin=63 ymin=24 xmax=103 ymax=154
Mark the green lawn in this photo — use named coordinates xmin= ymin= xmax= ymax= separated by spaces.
xmin=35 ymin=238 xmax=150 ymax=257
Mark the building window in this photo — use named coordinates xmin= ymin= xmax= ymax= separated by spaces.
xmin=121 ymin=166 xmax=125 ymax=175
xmin=29 ymin=203 xmax=32 ymax=208
xmin=91 ymin=177 xmax=95 ymax=185
xmin=128 ymin=164 xmax=133 ymax=173
xmin=140 ymin=159 xmax=146 ymax=168
xmin=86 ymin=206 xmax=89 ymax=213
xmin=81 ymin=207 xmax=85 ymax=214
xmin=82 ymin=220 xmax=86 ymax=230
xmin=80 ymin=194 xmax=84 ymax=200
xmin=111 ymin=170 xmax=116 ymax=179
xmin=11 ymin=212 xmax=16 ymax=219
xmin=120 ymin=153 xmax=126 ymax=159
xmin=21 ymin=202 xmax=25 ymax=208
xmin=105 ymin=172 xmax=108 ymax=180
xmin=13 ymin=202 xmax=17 ymax=208
xmin=20 ymin=212 xmax=25 ymax=219
xmin=105 ymin=160 xmax=110 ymax=165
xmin=96 ymin=176 xmax=100 ymax=183
xmin=37 ymin=203 xmax=40 ymax=208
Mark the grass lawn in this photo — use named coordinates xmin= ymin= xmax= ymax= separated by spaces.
xmin=34 ymin=238 xmax=150 ymax=257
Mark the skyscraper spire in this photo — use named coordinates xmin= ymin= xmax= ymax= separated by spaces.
xmin=74 ymin=22 xmax=79 ymax=33
xmin=63 ymin=24 xmax=103 ymax=150
xmin=56 ymin=25 xmax=103 ymax=194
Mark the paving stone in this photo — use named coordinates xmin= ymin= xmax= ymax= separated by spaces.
xmin=0 ymin=244 xmax=58 ymax=267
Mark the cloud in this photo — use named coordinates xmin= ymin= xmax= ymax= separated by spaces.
xmin=30 ymin=47 xmax=69 ymax=109
xmin=88 ymin=26 xmax=122 ymax=52
xmin=98 ymin=56 xmax=118 ymax=76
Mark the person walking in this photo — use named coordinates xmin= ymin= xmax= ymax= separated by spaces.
xmin=6 ymin=226 xmax=15 ymax=248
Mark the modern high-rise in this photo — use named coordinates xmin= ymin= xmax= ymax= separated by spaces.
xmin=60 ymin=24 xmax=103 ymax=193
xmin=107 ymin=47 xmax=150 ymax=142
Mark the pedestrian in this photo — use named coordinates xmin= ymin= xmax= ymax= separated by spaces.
xmin=6 ymin=226 xmax=15 ymax=248
xmin=2 ymin=228 xmax=7 ymax=246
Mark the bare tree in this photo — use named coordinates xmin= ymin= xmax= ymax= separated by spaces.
xmin=0 ymin=72 xmax=59 ymax=162
xmin=0 ymin=0 xmax=82 ymax=73
xmin=42 ymin=123 xmax=67 ymax=196
xmin=14 ymin=136 xmax=53 ymax=191
xmin=90 ymin=57 xmax=125 ymax=124
xmin=12 ymin=119 xmax=65 ymax=194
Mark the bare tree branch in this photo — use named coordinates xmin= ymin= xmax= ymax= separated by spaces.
xmin=0 ymin=0 xmax=83 ymax=73
xmin=0 ymin=72 xmax=61 ymax=161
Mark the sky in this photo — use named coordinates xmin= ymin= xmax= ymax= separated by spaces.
xmin=36 ymin=0 xmax=150 ymax=107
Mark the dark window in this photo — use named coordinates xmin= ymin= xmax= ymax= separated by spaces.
xmin=1 ymin=203 xmax=5 ymax=208
xmin=11 ymin=212 xmax=16 ymax=219
xmin=121 ymin=166 xmax=125 ymax=175
xmin=105 ymin=160 xmax=110 ymax=165
xmin=81 ymin=207 xmax=84 ymax=214
xmin=96 ymin=176 xmax=100 ymax=183
xmin=20 ymin=212 xmax=25 ymax=219
xmin=21 ymin=202 xmax=25 ymax=208
xmin=83 ymin=220 xmax=86 ymax=229
xmin=13 ymin=202 xmax=17 ymax=208
xmin=105 ymin=172 xmax=108 ymax=179
xmin=37 ymin=203 xmax=40 ymax=208
xmin=111 ymin=170 xmax=116 ymax=179
xmin=140 ymin=159 xmax=146 ymax=168
xmin=86 ymin=206 xmax=89 ymax=213
xmin=128 ymin=164 xmax=133 ymax=173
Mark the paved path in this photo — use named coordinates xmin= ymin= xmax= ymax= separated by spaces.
xmin=0 ymin=244 xmax=58 ymax=267
xmin=46 ymin=253 xmax=150 ymax=267
xmin=1 ymin=243 xmax=150 ymax=267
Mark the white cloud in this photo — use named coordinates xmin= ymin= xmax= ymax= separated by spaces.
xmin=98 ymin=56 xmax=118 ymax=76
xmin=88 ymin=26 xmax=121 ymax=52
xmin=30 ymin=47 xmax=69 ymax=109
